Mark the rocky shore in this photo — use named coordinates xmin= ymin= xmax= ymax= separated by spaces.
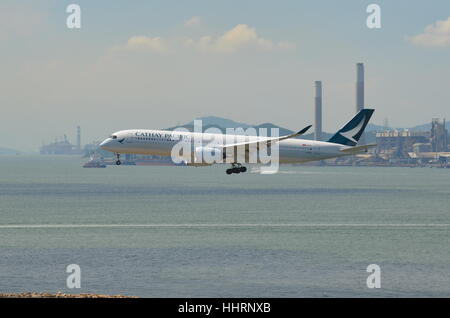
xmin=0 ymin=292 xmax=138 ymax=298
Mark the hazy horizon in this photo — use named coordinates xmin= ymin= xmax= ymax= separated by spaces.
xmin=2 ymin=0 xmax=450 ymax=151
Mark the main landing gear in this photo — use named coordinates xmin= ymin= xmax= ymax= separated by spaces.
xmin=115 ymin=153 xmax=121 ymax=165
xmin=226 ymin=163 xmax=247 ymax=175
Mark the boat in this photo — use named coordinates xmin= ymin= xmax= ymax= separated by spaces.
xmin=83 ymin=156 xmax=107 ymax=168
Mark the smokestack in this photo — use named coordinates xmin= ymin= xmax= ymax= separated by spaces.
xmin=356 ymin=63 xmax=365 ymax=144
xmin=314 ymin=81 xmax=322 ymax=141
xmin=76 ymin=126 xmax=81 ymax=151
xmin=356 ymin=63 xmax=364 ymax=113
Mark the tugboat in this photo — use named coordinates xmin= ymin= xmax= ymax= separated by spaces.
xmin=83 ymin=156 xmax=107 ymax=168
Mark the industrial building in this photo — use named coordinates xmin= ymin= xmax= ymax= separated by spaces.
xmin=40 ymin=127 xmax=84 ymax=155
xmin=431 ymin=118 xmax=448 ymax=152
xmin=375 ymin=118 xmax=450 ymax=165
xmin=375 ymin=130 xmax=429 ymax=157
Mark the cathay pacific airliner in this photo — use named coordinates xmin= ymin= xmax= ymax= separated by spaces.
xmin=100 ymin=109 xmax=376 ymax=174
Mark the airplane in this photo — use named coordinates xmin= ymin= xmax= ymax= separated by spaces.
xmin=100 ymin=109 xmax=376 ymax=174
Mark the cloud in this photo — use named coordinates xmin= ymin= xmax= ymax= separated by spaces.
xmin=124 ymin=35 xmax=166 ymax=53
xmin=184 ymin=16 xmax=201 ymax=28
xmin=407 ymin=17 xmax=450 ymax=47
xmin=185 ymin=24 xmax=294 ymax=54
xmin=214 ymin=24 xmax=272 ymax=53
xmin=114 ymin=24 xmax=295 ymax=56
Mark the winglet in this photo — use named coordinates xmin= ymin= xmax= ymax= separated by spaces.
xmin=296 ymin=125 xmax=312 ymax=136
xmin=276 ymin=124 xmax=312 ymax=142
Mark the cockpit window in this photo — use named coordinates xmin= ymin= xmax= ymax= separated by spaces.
xmin=110 ymin=135 xmax=118 ymax=139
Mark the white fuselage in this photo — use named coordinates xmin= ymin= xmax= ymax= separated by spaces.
xmin=100 ymin=129 xmax=353 ymax=164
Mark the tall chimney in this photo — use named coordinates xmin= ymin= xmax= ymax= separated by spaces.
xmin=356 ymin=63 xmax=364 ymax=113
xmin=314 ymin=81 xmax=322 ymax=141
xmin=76 ymin=126 xmax=81 ymax=151
xmin=356 ymin=63 xmax=365 ymax=144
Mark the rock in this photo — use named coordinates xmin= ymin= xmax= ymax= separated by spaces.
xmin=0 ymin=292 xmax=138 ymax=298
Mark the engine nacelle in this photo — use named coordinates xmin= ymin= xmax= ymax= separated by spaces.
xmin=194 ymin=146 xmax=223 ymax=164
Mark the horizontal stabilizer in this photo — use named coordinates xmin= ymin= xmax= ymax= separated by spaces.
xmin=340 ymin=143 xmax=377 ymax=153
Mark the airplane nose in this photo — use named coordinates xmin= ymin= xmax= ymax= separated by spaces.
xmin=99 ymin=138 xmax=110 ymax=149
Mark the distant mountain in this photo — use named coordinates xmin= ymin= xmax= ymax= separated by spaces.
xmin=409 ymin=123 xmax=431 ymax=132
xmin=365 ymin=123 xmax=391 ymax=132
xmin=186 ymin=116 xmax=251 ymax=129
xmin=167 ymin=117 xmax=299 ymax=136
xmin=0 ymin=147 xmax=19 ymax=155
xmin=409 ymin=122 xmax=449 ymax=132
xmin=253 ymin=123 xmax=294 ymax=136
xmin=166 ymin=115 xmax=443 ymax=144
xmin=253 ymin=123 xmax=337 ymax=141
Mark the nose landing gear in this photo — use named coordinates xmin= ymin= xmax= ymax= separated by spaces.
xmin=226 ymin=163 xmax=247 ymax=175
xmin=115 ymin=153 xmax=121 ymax=165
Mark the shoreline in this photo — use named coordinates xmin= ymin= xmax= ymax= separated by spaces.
xmin=0 ymin=292 xmax=138 ymax=298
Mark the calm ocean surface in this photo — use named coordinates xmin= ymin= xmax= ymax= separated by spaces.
xmin=0 ymin=155 xmax=449 ymax=297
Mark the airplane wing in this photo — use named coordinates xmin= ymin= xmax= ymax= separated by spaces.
xmin=221 ymin=125 xmax=312 ymax=153
xmin=339 ymin=143 xmax=377 ymax=153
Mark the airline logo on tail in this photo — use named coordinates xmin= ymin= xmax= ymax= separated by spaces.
xmin=328 ymin=109 xmax=375 ymax=146
xmin=338 ymin=114 xmax=366 ymax=144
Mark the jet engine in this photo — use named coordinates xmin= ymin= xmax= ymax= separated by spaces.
xmin=194 ymin=146 xmax=223 ymax=164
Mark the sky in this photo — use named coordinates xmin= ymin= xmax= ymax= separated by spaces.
xmin=1 ymin=0 xmax=450 ymax=151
